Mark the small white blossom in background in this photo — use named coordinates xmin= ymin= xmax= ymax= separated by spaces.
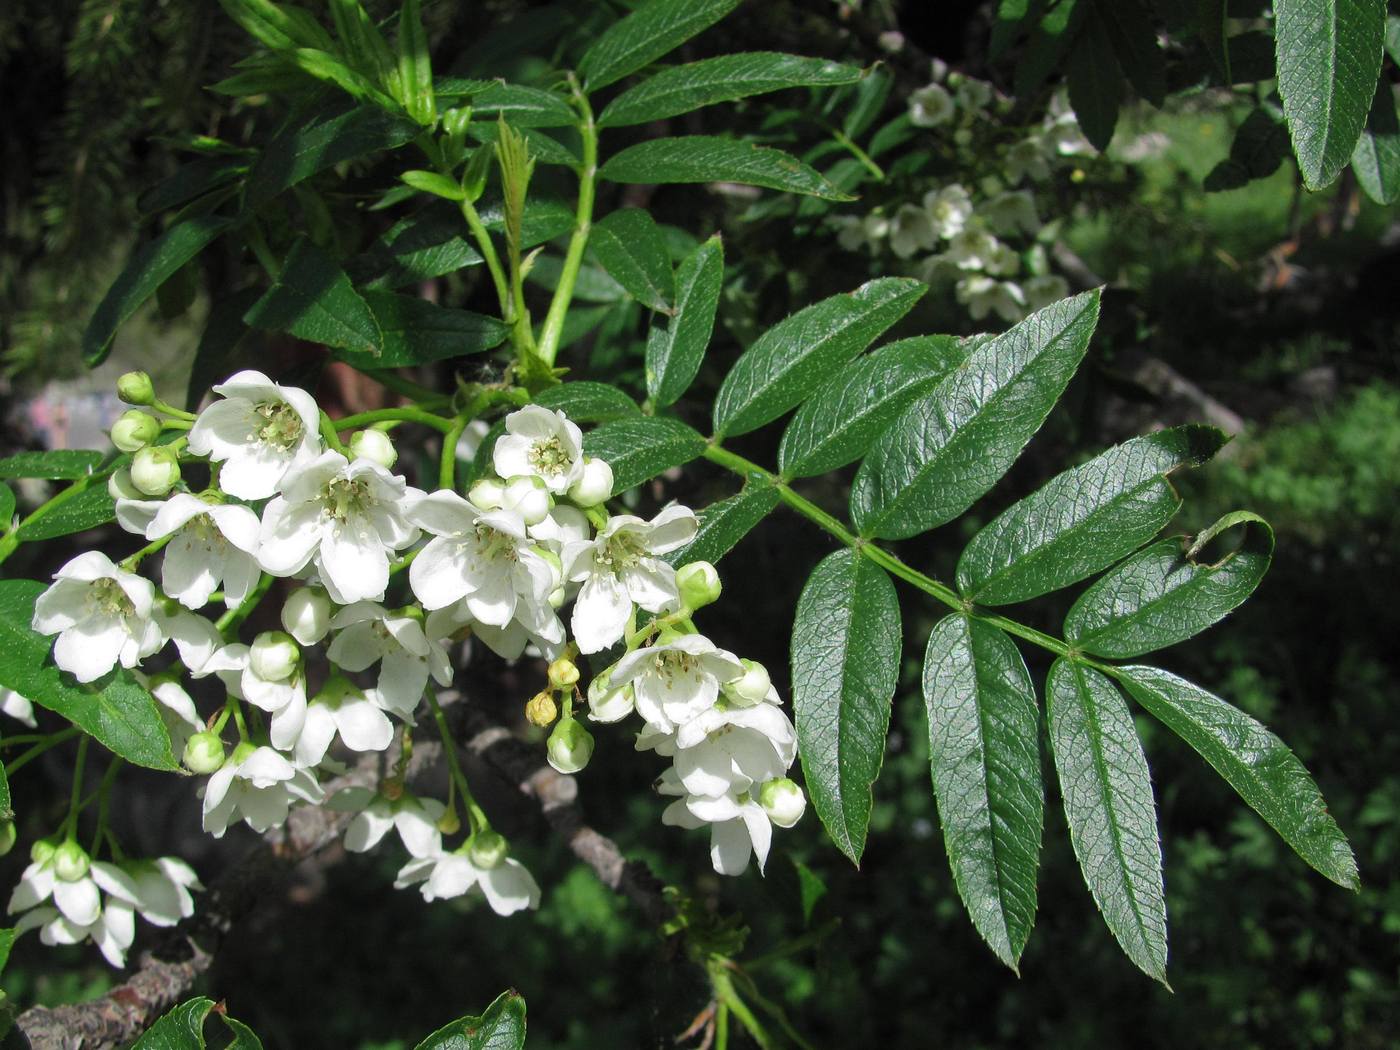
xmin=908 ymin=82 xmax=954 ymax=127
xmin=394 ymin=844 xmax=541 ymax=916
xmin=958 ymin=275 xmax=1028 ymax=323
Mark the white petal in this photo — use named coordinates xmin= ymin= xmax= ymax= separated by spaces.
xmin=90 ymin=862 xmax=142 ymax=906
xmin=345 ymin=807 xmax=395 ymax=852
xmin=293 ymin=705 xmax=337 ymax=768
xmin=332 ymin=697 xmax=393 ymax=752
xmin=408 ymin=537 xmax=474 ymax=611
xmin=55 ymin=616 xmax=128 ymax=682
xmin=709 ymin=820 xmax=753 ymax=877
xmin=318 ymin=515 xmax=390 ymax=605
xmin=570 ymin=574 xmax=631 ymax=654
xmin=9 ymin=863 xmax=55 ymax=913
xmin=740 ymin=801 xmax=773 ymax=874
xmin=53 ymin=876 xmax=101 ymax=926
xmin=94 ymin=900 xmax=136 ymax=967
xmin=423 ymin=854 xmax=478 ymax=901
xmin=238 ymin=746 xmax=295 ymax=786
xmin=257 ymin=499 xmax=323 ymax=576
xmin=478 ymin=858 xmax=541 ymax=915
xmin=393 ymin=806 xmax=443 ymax=858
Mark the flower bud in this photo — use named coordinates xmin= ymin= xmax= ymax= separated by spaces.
xmin=758 ymin=778 xmax=807 ymax=828
xmin=53 ymin=840 xmax=90 ymax=882
xmin=116 ymin=370 xmax=156 ymax=406
xmin=281 ymin=587 xmax=332 ymax=646
xmin=349 ymin=429 xmax=397 ymax=469
xmin=108 ymin=468 xmax=144 ymax=501
xmin=548 ymin=657 xmax=579 ymax=689
xmin=524 ymin=690 xmax=557 ymax=727
xmin=436 ymin=806 xmax=461 ymax=835
xmin=531 ymin=546 xmax=563 ymax=588
xmin=503 ymin=475 xmax=550 ymax=525
xmin=567 ymin=456 xmax=613 ymax=507
xmin=468 ymin=478 xmax=505 ymax=510
xmin=182 ymin=730 xmax=227 ymax=774
xmin=250 ymin=630 xmax=300 ymax=682
xmin=676 ymin=561 xmax=722 ymax=611
xmin=546 ymin=717 xmax=594 ymax=774
xmin=468 ymin=829 xmax=508 ymax=869
xmin=548 ymin=586 xmax=567 ymax=609
xmin=111 ymin=410 xmax=161 ymax=453
xmin=130 ymin=446 xmax=181 ymax=496
xmin=31 ymin=839 xmax=57 ymax=866
xmin=724 ymin=659 xmax=771 ymax=705
xmin=230 ymin=740 xmax=258 ymax=767
xmin=587 ymin=673 xmax=634 ymax=723
xmin=0 ymin=820 xmax=17 ymax=856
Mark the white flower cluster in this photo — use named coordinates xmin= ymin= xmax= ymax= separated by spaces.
xmin=17 ymin=369 xmax=807 ymax=962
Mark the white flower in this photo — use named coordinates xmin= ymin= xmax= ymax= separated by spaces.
xmin=946 ymin=228 xmax=1003 ymax=271
xmin=394 ymin=850 xmax=541 ymax=915
xmin=982 ymin=190 xmax=1041 ymax=238
xmin=672 ymin=702 xmax=796 ymax=798
xmin=1005 ymin=137 xmax=1052 ymax=184
xmin=834 ymin=213 xmax=889 ymax=253
xmin=888 ymin=203 xmax=937 ymax=259
xmin=561 ymin=505 xmax=697 ymax=654
xmin=187 ymin=370 xmax=322 ymax=500
xmin=14 ymin=899 xmax=136 ymax=968
xmin=86 ymin=857 xmax=203 ymax=927
xmin=257 ymin=451 xmax=419 ymax=605
xmin=201 ymin=643 xmax=307 ymax=750
xmin=923 ymin=185 xmax=974 ymax=240
xmin=957 ymin=276 xmax=1027 ymax=323
xmin=528 ymin=504 xmax=591 ymax=553
xmin=1023 ymin=273 xmax=1071 ymax=311
xmin=491 ymin=406 xmax=585 ymax=494
xmin=953 ymin=75 xmax=994 ymax=112
xmin=201 ymin=745 xmax=325 ymax=837
xmin=658 ymin=773 xmax=774 ymax=877
xmin=32 ymin=551 xmax=164 ymax=682
xmin=154 ymin=607 xmax=223 ymax=677
xmin=406 ymin=491 xmax=555 ymax=630
xmin=292 ymin=679 xmax=395 ymax=768
xmin=327 ymin=602 xmax=453 ymax=717
xmin=142 ymin=493 xmax=262 ymax=609
xmin=329 ymin=788 xmax=445 ymax=858
xmin=610 ymin=634 xmax=745 ymax=734
xmin=0 ymin=686 xmax=36 ymax=728
xmin=908 ymin=82 xmax=954 ymax=127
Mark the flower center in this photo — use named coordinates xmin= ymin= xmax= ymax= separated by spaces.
xmin=597 ymin=530 xmax=647 ymax=572
xmin=527 ymin=436 xmax=571 ymax=477
xmin=88 ymin=578 xmax=135 ymax=618
xmin=653 ymin=651 xmax=700 ymax=686
xmin=472 ymin=523 xmax=519 ymax=562
xmin=323 ymin=476 xmax=371 ymax=522
xmin=254 ymin=400 xmax=305 ymax=451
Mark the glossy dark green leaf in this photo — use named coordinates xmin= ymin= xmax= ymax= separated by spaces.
xmin=1117 ymin=665 xmax=1359 ymax=888
xmin=923 ymin=615 xmax=1043 ymax=969
xmin=1203 ymin=107 xmax=1292 ymax=191
xmin=244 ymin=240 xmax=383 ymax=355
xmin=534 ymin=382 xmax=641 ymax=423
xmin=665 ymin=480 xmax=780 ymax=567
xmin=841 ymin=67 xmax=891 ymax=138
xmin=437 ymin=79 xmax=575 ymax=127
xmin=1099 ymin=0 xmax=1166 ymax=106
xmin=714 ymin=278 xmax=926 ymax=439
xmin=1015 ymin=0 xmax=1086 ymax=98
xmin=598 ymin=52 xmax=864 ymax=127
xmin=217 ymin=0 xmax=335 ymax=52
xmin=600 ymin=137 xmax=856 ymax=201
xmin=244 ymin=104 xmax=420 ymax=209
xmin=0 ymin=451 xmax=105 ymax=481
xmin=1275 ymin=0 xmax=1386 ymax=189
xmin=582 ymin=417 xmax=706 ymax=492
xmin=646 ymin=235 xmax=723 ymax=408
xmin=579 ymin=0 xmax=740 ymax=92
xmin=1065 ymin=511 xmax=1273 ymax=657
xmin=778 ymin=335 xmax=967 ymax=479
xmin=1047 ymin=659 xmax=1168 ymax=984
xmin=139 ymin=156 xmax=249 ymax=215
xmin=957 ymin=426 xmax=1227 ymax=605
xmin=588 ymin=208 xmax=674 ymax=313
xmin=791 ymin=549 xmax=901 ymax=863
xmin=397 ymin=0 xmax=436 ymax=125
xmin=1067 ymin=9 xmax=1123 ymax=151
xmin=83 ymin=215 xmax=232 ymax=366
xmin=851 ymin=291 xmax=1100 ymax=541
xmin=0 ymin=580 xmax=177 ymax=771
xmin=0 ymin=927 xmax=13 ymax=977
xmin=128 ymin=995 xmax=264 ymax=1048
xmin=328 ymin=292 xmax=508 ymax=367
xmin=1351 ymin=78 xmax=1400 ymax=204
xmin=0 ymin=483 xmax=14 ymax=527
xmin=16 ymin=485 xmax=116 ymax=541
xmin=414 ymin=989 xmax=526 ymax=1050
xmin=329 ymin=0 xmax=397 ymax=94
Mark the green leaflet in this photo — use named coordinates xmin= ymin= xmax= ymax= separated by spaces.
xmin=791 ymin=549 xmax=901 ymax=864
xmin=1098 ymin=0 xmax=1165 ymax=107
xmin=414 ymin=990 xmax=527 ymax=1050
xmin=0 ymin=483 xmax=14 ymax=527
xmin=243 ymin=104 xmax=420 ymax=209
xmin=598 ymin=52 xmax=864 ymax=127
xmin=777 ymin=335 xmax=968 ymax=479
xmin=1066 ymin=6 xmax=1123 ymax=151
xmin=0 ymin=752 xmax=10 ymax=822
xmin=664 ymin=480 xmax=780 ymax=567
xmin=582 ymin=417 xmax=706 ymax=492
xmin=851 ymin=291 xmax=1100 ymax=541
xmin=217 ymin=0 xmax=335 ymax=52
xmin=841 ymin=67 xmax=891 ymax=138
xmin=1064 ymin=511 xmax=1273 ymax=658
xmin=1115 ymin=666 xmax=1359 ymax=889
xmin=922 ymin=615 xmax=1043 ymax=970
xmin=646 ymin=235 xmax=723 ymax=408
xmin=956 ymin=425 xmax=1227 ymax=606
xmin=1275 ymin=0 xmax=1386 ymax=190
xmin=1203 ymin=107 xmax=1292 ymax=191
xmin=579 ymin=0 xmax=740 ymax=92
xmin=16 ymin=486 xmax=117 ymax=542
xmin=0 ymin=927 xmax=13 ymax=978
xmin=713 ymin=278 xmax=926 ymax=439
xmin=599 ymin=137 xmax=856 ymax=201
xmin=588 ymin=208 xmax=675 ymax=313
xmin=243 ymin=240 xmax=383 ymax=355
xmin=1351 ymin=78 xmax=1400 ymax=205
xmin=0 ymin=451 xmax=105 ymax=481
xmin=130 ymin=996 xmax=263 ymax=1049
xmin=83 ymin=215 xmax=232 ymax=366
xmin=397 ymin=0 xmax=436 ymax=126
xmin=436 ymin=79 xmax=575 ymax=128
xmin=1046 ymin=659 xmax=1168 ymax=984
xmin=1015 ymin=0 xmax=1086 ymax=99
xmin=534 ymin=382 xmax=641 ymax=423
xmin=0 ymin=581 xmax=177 ymax=771
xmin=139 ymin=155 xmax=249 ymax=215
xmin=328 ymin=0 xmax=397 ymax=98
xmin=330 ymin=292 xmax=508 ymax=367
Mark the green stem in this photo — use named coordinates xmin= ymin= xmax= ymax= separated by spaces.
xmin=5 ymin=727 xmax=80 ymax=775
xmin=151 ymin=398 xmax=197 ymax=422
xmin=333 ymin=406 xmax=456 ymax=434
xmin=829 ymin=126 xmax=885 ymax=181
xmin=535 ymin=76 xmax=598 ymax=368
xmin=216 ymin=572 xmax=275 ymax=639
xmin=459 ymin=197 xmax=512 ymax=321
xmin=63 ymin=735 xmax=90 ymax=841
xmin=0 ymin=456 xmax=118 ymax=566
xmin=440 ymin=416 xmax=469 ymax=490
xmin=89 ymin=756 xmax=124 ymax=856
xmin=119 ymin=533 xmax=174 ymax=572
xmin=319 ymin=412 xmax=350 ymax=455
xmin=708 ymin=965 xmax=776 ymax=1050
xmin=364 ymin=369 xmax=450 ymax=405
xmin=426 ymin=689 xmax=489 ymax=835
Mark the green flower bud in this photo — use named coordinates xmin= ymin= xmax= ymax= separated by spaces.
xmin=758 ymin=777 xmax=806 ymax=828
xmin=116 ymin=370 xmax=156 ymax=405
xmin=30 ymin=839 xmax=57 ymax=866
xmin=281 ymin=587 xmax=332 ymax=646
xmin=0 ymin=820 xmax=17 ymax=856
xmin=468 ymin=478 xmax=505 ymax=511
xmin=182 ymin=731 xmax=227 ymax=774
xmin=349 ymin=429 xmax=397 ymax=469
xmin=676 ymin=561 xmax=722 ymax=612
xmin=250 ymin=630 xmax=300 ymax=682
xmin=503 ymin=475 xmax=550 ymax=525
xmin=468 ymin=829 xmax=508 ymax=869
xmin=111 ymin=410 xmax=161 ymax=453
xmin=130 ymin=445 xmax=181 ymax=496
xmin=567 ymin=456 xmax=613 ymax=507
xmin=524 ymin=691 xmax=557 ymax=727
xmin=546 ymin=717 xmax=594 ymax=775
xmin=230 ymin=740 xmax=258 ymax=766
xmin=436 ymin=806 xmax=461 ymax=835
xmin=548 ymin=657 xmax=579 ymax=689
xmin=108 ymin=468 xmax=144 ymax=501
xmin=53 ymin=840 xmax=90 ymax=882
xmin=724 ymin=659 xmax=771 ymax=705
